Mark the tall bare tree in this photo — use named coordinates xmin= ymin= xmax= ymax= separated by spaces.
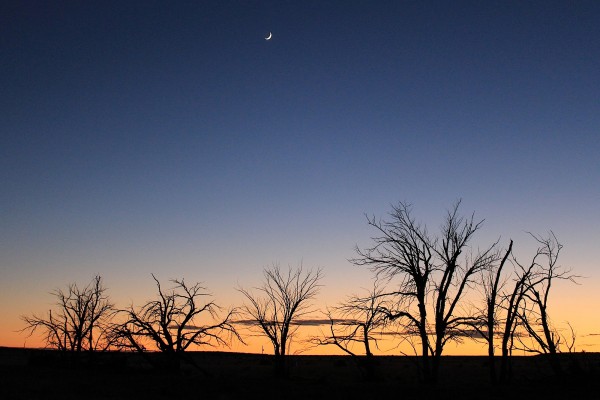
xmin=21 ymin=275 xmax=114 ymax=353
xmin=114 ymin=274 xmax=241 ymax=371
xmin=473 ymin=239 xmax=513 ymax=383
xmin=237 ymin=263 xmax=322 ymax=378
xmin=485 ymin=232 xmax=579 ymax=383
xmin=351 ymin=202 xmax=433 ymax=380
xmin=352 ymin=201 xmax=496 ymax=382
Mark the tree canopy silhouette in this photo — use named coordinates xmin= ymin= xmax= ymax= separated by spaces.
xmin=113 ymin=274 xmax=241 ymax=370
xmin=238 ymin=263 xmax=322 ymax=377
xmin=21 ymin=275 xmax=114 ymax=352
xmin=351 ymin=201 xmax=497 ymax=382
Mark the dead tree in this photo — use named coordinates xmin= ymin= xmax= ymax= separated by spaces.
xmin=313 ymin=282 xmax=389 ymax=380
xmin=324 ymin=282 xmax=389 ymax=357
xmin=352 ymin=201 xmax=496 ymax=383
xmin=515 ymin=232 xmax=578 ymax=376
xmin=497 ymin=253 xmax=536 ymax=383
xmin=237 ymin=263 xmax=322 ymax=378
xmin=351 ymin=202 xmax=433 ymax=381
xmin=473 ymin=239 xmax=513 ymax=384
xmin=114 ymin=274 xmax=241 ymax=371
xmin=21 ymin=275 xmax=114 ymax=353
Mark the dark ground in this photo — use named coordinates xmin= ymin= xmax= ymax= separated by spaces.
xmin=1 ymin=347 xmax=599 ymax=400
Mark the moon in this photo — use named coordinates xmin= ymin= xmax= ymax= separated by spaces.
xmin=265 ymin=32 xmax=272 ymax=41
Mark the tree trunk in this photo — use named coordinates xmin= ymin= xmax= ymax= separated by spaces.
xmin=419 ymin=327 xmax=431 ymax=382
xmin=540 ymin=309 xmax=563 ymax=376
xmin=487 ymin=310 xmax=497 ymax=384
xmin=363 ymin=326 xmax=372 ymax=357
xmin=488 ymin=340 xmax=497 ymax=384
xmin=417 ymin=298 xmax=431 ymax=382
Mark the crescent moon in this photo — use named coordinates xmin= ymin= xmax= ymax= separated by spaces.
xmin=265 ymin=32 xmax=272 ymax=40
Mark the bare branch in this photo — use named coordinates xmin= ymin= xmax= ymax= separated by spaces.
xmin=237 ymin=262 xmax=322 ymax=377
xmin=20 ymin=275 xmax=114 ymax=352
xmin=111 ymin=275 xmax=242 ymax=370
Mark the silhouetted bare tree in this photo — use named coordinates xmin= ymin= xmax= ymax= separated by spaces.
xmin=490 ymin=232 xmax=579 ymax=383
xmin=312 ymin=281 xmax=389 ymax=380
xmin=114 ymin=274 xmax=241 ymax=371
xmin=515 ymin=232 xmax=578 ymax=376
xmin=473 ymin=239 xmax=513 ymax=384
xmin=237 ymin=263 xmax=322 ymax=378
xmin=21 ymin=275 xmax=114 ymax=353
xmin=352 ymin=201 xmax=496 ymax=382
xmin=497 ymin=251 xmax=536 ymax=383
xmin=321 ymin=282 xmax=389 ymax=357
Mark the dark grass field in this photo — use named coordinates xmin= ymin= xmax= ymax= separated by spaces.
xmin=1 ymin=347 xmax=599 ymax=400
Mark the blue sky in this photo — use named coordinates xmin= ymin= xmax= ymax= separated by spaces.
xmin=1 ymin=1 xmax=599 ymax=350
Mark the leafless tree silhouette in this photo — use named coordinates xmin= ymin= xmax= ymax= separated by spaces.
xmin=497 ymin=250 xmax=536 ymax=383
xmin=312 ymin=281 xmax=389 ymax=380
xmin=319 ymin=282 xmax=389 ymax=357
xmin=113 ymin=274 xmax=241 ymax=371
xmin=237 ymin=263 xmax=322 ymax=378
xmin=515 ymin=232 xmax=578 ymax=376
xmin=351 ymin=201 xmax=497 ymax=382
xmin=472 ymin=239 xmax=513 ymax=383
xmin=482 ymin=232 xmax=580 ymax=383
xmin=21 ymin=275 xmax=114 ymax=353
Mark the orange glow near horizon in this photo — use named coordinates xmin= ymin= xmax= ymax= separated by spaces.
xmin=6 ymin=316 xmax=599 ymax=356
xmin=4 ymin=267 xmax=600 ymax=355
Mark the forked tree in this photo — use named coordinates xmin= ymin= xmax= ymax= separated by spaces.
xmin=313 ymin=281 xmax=389 ymax=380
xmin=514 ymin=232 xmax=578 ymax=376
xmin=352 ymin=201 xmax=497 ymax=383
xmin=498 ymin=248 xmax=538 ymax=383
xmin=21 ymin=275 xmax=114 ymax=353
xmin=473 ymin=239 xmax=513 ymax=383
xmin=472 ymin=239 xmax=535 ymax=384
xmin=476 ymin=233 xmax=577 ymax=383
xmin=319 ymin=282 xmax=389 ymax=357
xmin=237 ymin=263 xmax=322 ymax=378
xmin=113 ymin=274 xmax=241 ymax=371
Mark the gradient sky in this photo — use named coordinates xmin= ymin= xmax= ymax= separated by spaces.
xmin=1 ymin=1 xmax=599 ymax=354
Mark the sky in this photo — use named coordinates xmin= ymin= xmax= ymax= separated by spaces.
xmin=1 ymin=1 xmax=599 ymax=354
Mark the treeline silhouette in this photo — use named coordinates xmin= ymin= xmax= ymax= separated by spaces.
xmin=20 ymin=201 xmax=584 ymax=386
